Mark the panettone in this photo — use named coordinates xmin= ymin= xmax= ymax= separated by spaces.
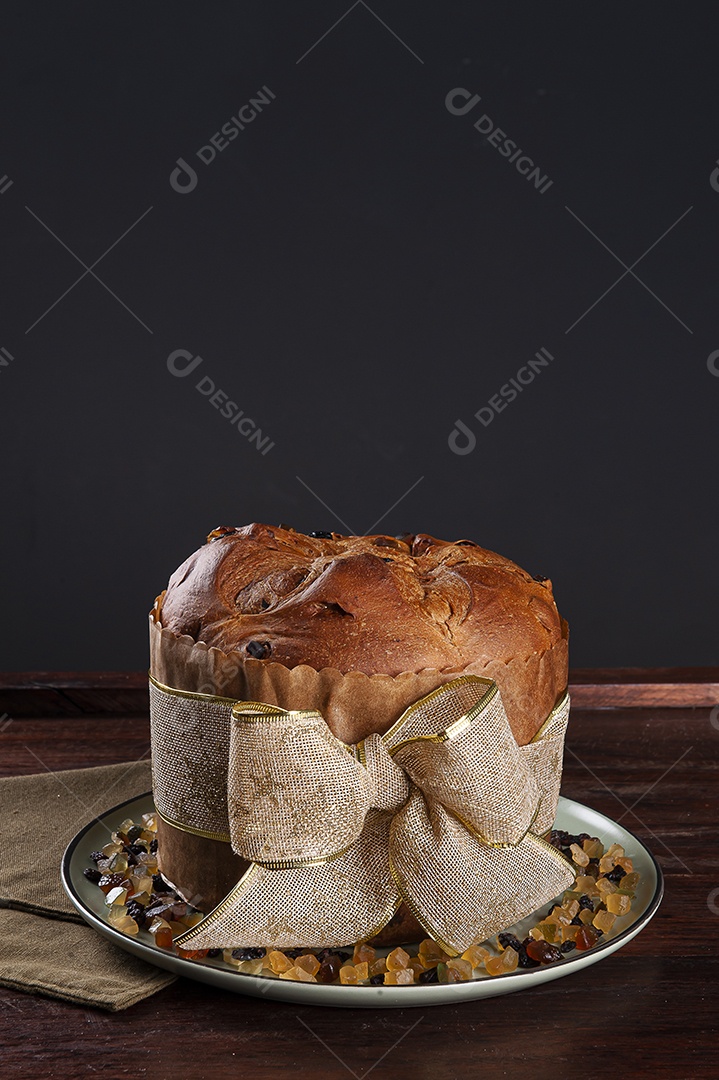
xmin=149 ymin=523 xmax=569 ymax=948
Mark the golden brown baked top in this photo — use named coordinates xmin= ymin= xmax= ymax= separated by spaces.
xmin=158 ymin=523 xmax=566 ymax=679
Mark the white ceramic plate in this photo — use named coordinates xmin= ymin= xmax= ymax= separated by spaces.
xmin=62 ymin=793 xmax=663 ymax=1008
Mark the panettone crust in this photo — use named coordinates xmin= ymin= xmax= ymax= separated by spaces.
xmin=158 ymin=524 xmax=568 ymax=744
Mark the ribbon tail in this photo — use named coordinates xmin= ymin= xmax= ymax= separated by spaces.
xmin=175 ymin=810 xmax=400 ymax=950
xmin=390 ymin=790 xmax=575 ymax=956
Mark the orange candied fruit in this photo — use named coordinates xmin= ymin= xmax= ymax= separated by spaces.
xmin=386 ymin=947 xmax=411 ymax=971
xmin=462 ymin=944 xmax=491 ymax=968
xmin=295 ymin=954 xmax=320 ymax=977
xmin=155 ymin=927 xmax=174 ymax=950
xmin=384 ymin=968 xmax=414 ymax=985
xmin=418 ymin=939 xmax=450 ymax=968
xmin=279 ymin=965 xmax=317 ymax=983
xmin=353 ymin=943 xmax=376 ymax=966
xmin=267 ymin=950 xmax=293 ymax=974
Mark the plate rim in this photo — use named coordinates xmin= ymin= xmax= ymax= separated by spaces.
xmin=61 ymin=792 xmax=664 ymax=1005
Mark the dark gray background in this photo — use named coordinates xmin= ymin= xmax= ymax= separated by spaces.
xmin=1 ymin=2 xmax=717 ymax=670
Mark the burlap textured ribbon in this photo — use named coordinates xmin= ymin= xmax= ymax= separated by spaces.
xmin=150 ymin=675 xmax=574 ymax=955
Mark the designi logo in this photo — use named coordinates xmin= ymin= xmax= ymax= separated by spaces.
xmin=170 ymin=87 xmax=276 ymax=194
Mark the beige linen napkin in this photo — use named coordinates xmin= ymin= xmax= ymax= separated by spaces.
xmin=0 ymin=760 xmax=176 ymax=1010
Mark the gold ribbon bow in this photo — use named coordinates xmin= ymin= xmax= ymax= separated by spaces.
xmin=152 ymin=676 xmax=573 ymax=956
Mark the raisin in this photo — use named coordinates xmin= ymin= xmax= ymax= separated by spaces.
xmin=128 ymin=843 xmax=145 ymax=856
xmin=152 ymin=874 xmax=168 ymax=893
xmin=560 ymin=941 xmax=576 ymax=953
xmin=518 ymin=950 xmax=540 ymax=968
xmin=150 ymin=838 xmax=158 ymax=854
xmin=246 ymin=640 xmax=272 ymax=660
xmin=498 ymin=932 xmax=523 ymax=952
xmin=83 ymin=867 xmax=102 ymax=884
xmin=369 ymin=973 xmax=385 ymax=985
xmin=579 ymin=894 xmax=594 ymax=911
xmin=127 ymin=825 xmax=144 ymax=844
xmin=317 ymin=956 xmax=342 ymax=984
xmin=125 ymin=900 xmax=147 ymax=928
xmin=89 ymin=850 xmax=104 ymax=864
xmin=605 ymin=865 xmax=627 ymax=883
xmin=207 ymin=949 xmax=222 ymax=958
xmin=231 ymin=947 xmax=266 ymax=961
xmin=98 ymin=873 xmax=125 ymax=891
xmin=418 ymin=967 xmax=439 ymax=984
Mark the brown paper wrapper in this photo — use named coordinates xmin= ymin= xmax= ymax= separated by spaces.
xmin=149 ymin=595 xmax=568 ymax=745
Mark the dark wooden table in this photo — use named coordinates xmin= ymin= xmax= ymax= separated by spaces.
xmin=1 ymin=670 xmax=717 ymax=1079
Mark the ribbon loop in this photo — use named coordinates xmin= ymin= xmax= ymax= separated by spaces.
xmin=228 ymin=702 xmax=373 ymax=865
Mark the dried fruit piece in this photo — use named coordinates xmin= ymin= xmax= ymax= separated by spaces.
xmin=339 ymin=965 xmax=359 ymax=985
xmin=386 ymin=947 xmax=411 ymax=971
xmin=317 ymin=955 xmax=342 ymax=984
xmin=593 ymin=909 xmax=617 ymax=933
xmin=525 ymin=940 xmax=562 ymax=964
xmin=620 ymin=871 xmax=640 ymax=893
xmin=570 ymin=843 xmax=590 ymax=867
xmin=280 ymin=965 xmax=316 ymax=982
xmin=605 ymin=892 xmax=632 ymax=916
xmin=353 ymin=943 xmax=376 ymax=966
xmin=295 ymin=953 xmax=320 ymax=976
xmin=354 ymin=962 xmax=369 ymax=982
xmin=446 ymin=958 xmax=473 ymax=981
xmin=418 ymin=938 xmax=450 ymax=968
xmin=155 ymin=927 xmax=174 ymax=949
xmin=462 ymin=944 xmax=492 ymax=968
xmin=105 ymin=886 xmax=128 ymax=906
xmin=385 ymin=968 xmax=414 ymax=985
xmin=267 ymin=950 xmax=293 ymax=974
xmin=582 ymin=838 xmax=604 ymax=859
xmin=574 ymin=925 xmax=599 ymax=951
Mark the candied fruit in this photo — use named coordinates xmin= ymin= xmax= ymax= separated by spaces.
xmin=369 ymin=958 xmax=388 ymax=976
xmin=620 ymin=871 xmax=640 ymax=893
xmin=570 ymin=843 xmax=590 ymax=867
xmin=606 ymin=892 xmax=632 ymax=916
xmin=574 ymin=925 xmax=599 ymax=951
xmin=238 ymin=958 xmax=264 ymax=976
xmin=155 ymin=927 xmax=174 ymax=949
xmin=386 ymin=947 xmax=411 ymax=971
xmin=268 ymin=950 xmax=293 ymax=974
xmin=526 ymin=940 xmax=562 ymax=965
xmin=418 ymin=938 xmax=450 ymax=967
xmin=105 ymin=886 xmax=128 ymax=907
xmin=280 ymin=965 xmax=316 ymax=982
xmin=446 ymin=958 xmax=473 ymax=981
xmin=353 ymin=943 xmax=376 ymax=966
xmin=462 ymin=944 xmax=491 ymax=968
xmin=295 ymin=954 xmax=320 ymax=976
xmin=582 ymin=838 xmax=604 ymax=859
xmin=339 ymin=964 xmax=359 ymax=985
xmin=113 ymin=914 xmax=139 ymax=936
xmin=385 ymin=968 xmax=414 ymax=985
xmin=593 ymin=909 xmax=617 ymax=933
xmin=354 ymin=961 xmax=369 ymax=982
